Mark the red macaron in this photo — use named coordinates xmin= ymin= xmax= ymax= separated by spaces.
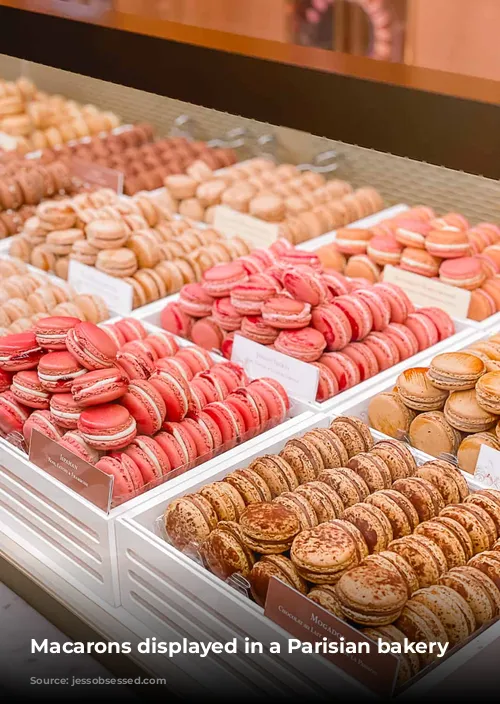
xmin=34 ymin=316 xmax=80 ymax=351
xmin=11 ymin=370 xmax=51 ymax=409
xmin=49 ymin=393 xmax=85 ymax=429
xmin=124 ymin=435 xmax=170 ymax=485
xmin=71 ymin=367 xmax=129 ymax=406
xmin=0 ymin=390 xmax=30 ymax=435
xmin=0 ymin=332 xmax=43 ymax=372
xmin=78 ymin=403 xmax=137 ymax=450
xmin=38 ymin=351 xmax=87 ymax=393
xmin=121 ymin=379 xmax=166 ymax=435
xmin=66 ymin=322 xmax=118 ymax=370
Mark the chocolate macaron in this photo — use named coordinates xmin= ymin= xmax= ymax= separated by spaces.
xmin=249 ymin=554 xmax=307 ymax=606
xmin=392 ymin=476 xmax=445 ymax=522
xmin=280 ymin=437 xmax=323 ymax=483
xmin=415 ymin=517 xmax=472 ymax=569
xmin=239 ymin=503 xmax=300 ymax=554
xmin=411 ymin=584 xmax=476 ymax=646
xmin=365 ymin=489 xmax=420 ymax=538
xmin=317 ymin=467 xmax=369 ymax=507
xmin=294 ymin=481 xmax=344 ymax=522
xmin=164 ymin=493 xmax=218 ymax=552
xmin=440 ymin=503 xmax=497 ymax=555
xmin=370 ymin=439 xmax=417 ymax=481
xmin=343 ymin=502 xmax=393 ymax=553
xmin=329 ymin=416 xmax=373 ymax=457
xmin=200 ymin=520 xmax=256 ymax=579
xmin=336 ymin=563 xmax=408 ymax=626
xmin=464 ymin=489 xmax=500 ymax=535
xmin=438 ymin=565 xmax=500 ymax=626
xmin=249 ymin=455 xmax=298 ymax=498
xmin=347 ymin=453 xmax=392 ymax=492
xmin=416 ymin=459 xmax=469 ymax=504
xmin=389 ymin=534 xmax=448 ymax=588
xmin=395 ymin=601 xmax=449 ymax=667
xmin=273 ymin=491 xmax=318 ymax=530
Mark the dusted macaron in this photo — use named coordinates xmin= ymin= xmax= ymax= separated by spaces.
xmin=239 ymin=503 xmax=300 ymax=554
xmin=200 ymin=521 xmax=256 ymax=579
xmin=77 ymin=403 xmax=137 ymax=450
xmin=249 ymin=555 xmax=307 ymax=607
xmin=164 ymin=494 xmax=218 ymax=552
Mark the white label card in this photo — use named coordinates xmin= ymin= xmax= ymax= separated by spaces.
xmin=231 ymin=334 xmax=319 ymax=402
xmin=68 ymin=260 xmax=133 ymax=316
xmin=0 ymin=131 xmax=18 ymax=151
xmin=214 ymin=205 xmax=279 ymax=248
xmin=383 ymin=265 xmax=471 ymax=319
xmin=475 ymin=445 xmax=500 ymax=489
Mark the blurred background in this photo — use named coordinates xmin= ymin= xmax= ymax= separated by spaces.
xmin=24 ymin=0 xmax=500 ymax=80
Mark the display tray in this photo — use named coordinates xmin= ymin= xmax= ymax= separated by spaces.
xmin=335 ymin=328 xmax=499 ymax=481
xmin=116 ymin=411 xmax=488 ymax=699
xmin=0 ymin=318 xmax=313 ymax=607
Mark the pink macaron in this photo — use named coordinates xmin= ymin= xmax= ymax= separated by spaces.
xmin=149 ymin=370 xmax=191 ymax=422
xmin=261 ymin=297 xmax=312 ymax=330
xmin=121 ymin=339 xmax=157 ymax=362
xmin=439 ymin=257 xmax=485 ymax=290
xmin=321 ymin=271 xmax=350 ymax=297
xmin=23 ymin=409 xmax=63 ymax=445
xmin=367 ymin=235 xmax=403 ymax=265
xmin=0 ymin=369 xmax=11 ymax=393
xmin=404 ymin=312 xmax=439 ymax=351
xmin=0 ymin=332 xmax=43 ymax=372
xmin=58 ymin=430 xmax=102 ymax=465
xmin=274 ymin=327 xmax=327 ymax=363
xmin=66 ymin=322 xmax=118 ymax=370
xmin=240 ymin=317 xmax=279 ymax=345
xmin=101 ymin=324 xmax=126 ymax=349
xmin=202 ymin=262 xmax=248 ymax=298
xmin=283 ymin=266 xmax=330 ymax=306
xmin=281 ymin=251 xmax=321 ymax=269
xmin=0 ymin=390 xmax=30 ymax=435
xmin=203 ymin=401 xmax=245 ymax=447
xmin=154 ymin=431 xmax=191 ymax=474
xmin=71 ymin=367 xmax=129 ymax=406
xmin=193 ymin=371 xmax=228 ymax=403
xmin=95 ymin=454 xmax=145 ymax=503
xmin=417 ymin=307 xmax=455 ymax=341
xmin=312 ymin=362 xmax=339 ymax=402
xmin=400 ymin=247 xmax=441 ymax=278
xmin=363 ymin=332 xmax=400 ymax=371
xmin=230 ymin=279 xmax=277 ymax=316
xmin=179 ymin=417 xmax=215 ymax=459
xmin=426 ymin=229 xmax=470 ymax=259
xmin=11 ymin=370 xmax=51 ymax=409
xmin=311 ymin=305 xmax=352 ymax=351
xmin=342 ymin=342 xmax=380 ymax=382
xmin=115 ymin=348 xmax=155 ymax=380
xmin=178 ymin=283 xmax=214 ymax=318
xmin=144 ymin=331 xmax=179 ymax=358
xmin=175 ymin=346 xmax=214 ymax=375
xmin=353 ymin=288 xmax=391 ymax=332
xmin=331 ymin=295 xmax=373 ymax=341
xmin=212 ymin=298 xmax=243 ymax=332
xmin=162 ymin=421 xmax=198 ymax=466
xmin=49 ymin=393 xmax=85 ymax=429
xmin=222 ymin=332 xmax=235 ymax=360
xmin=373 ymin=283 xmax=409 ymax=324
xmin=225 ymin=390 xmax=261 ymax=435
xmin=155 ymin=356 xmax=193 ymax=383
xmin=190 ymin=317 xmax=224 ymax=351
xmin=34 ymin=316 xmax=80 ymax=351
xmin=384 ymin=323 xmax=419 ymax=361
xmin=334 ymin=228 xmax=372 ymax=255
xmin=124 ymin=435 xmax=170 ymax=485
xmin=160 ymin=302 xmax=194 ymax=339
xmin=38 ymin=351 xmax=87 ymax=393
xmin=113 ymin=318 xmax=147 ymax=342
xmin=393 ymin=219 xmax=431 ymax=249
xmin=248 ymin=378 xmax=290 ymax=421
xmin=78 ymin=403 xmax=137 ymax=450
xmin=319 ymin=352 xmax=360 ymax=392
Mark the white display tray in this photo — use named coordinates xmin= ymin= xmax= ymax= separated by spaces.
xmin=117 ymin=411 xmax=487 ymax=698
xmin=0 ymin=318 xmax=313 ymax=607
xmin=335 ymin=328 xmax=496 ymax=481
xmin=131 ymin=294 xmax=473 ymax=412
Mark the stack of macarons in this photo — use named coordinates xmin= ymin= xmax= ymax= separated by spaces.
xmin=368 ymin=333 xmax=500 ymax=475
xmin=316 ymin=206 xmax=500 ymax=322
xmin=10 ymin=187 xmax=252 ymax=306
xmin=0 ymin=315 xmax=291 ymax=505
xmin=164 ymin=416 xmax=500 ymax=686
xmin=161 ymin=247 xmax=455 ymax=402
xmin=0 ymin=257 xmax=110 ymax=335
xmin=161 ymin=156 xmax=383 ymax=242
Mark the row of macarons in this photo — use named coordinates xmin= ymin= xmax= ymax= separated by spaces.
xmin=316 ymin=207 xmax=500 ymax=321
xmin=367 ymin=335 xmax=500 ymax=474
xmin=161 ymin=247 xmax=456 ymax=402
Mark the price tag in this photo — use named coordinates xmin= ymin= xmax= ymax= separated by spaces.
xmin=68 ymin=260 xmax=133 ymax=316
xmin=475 ymin=445 xmax=500 ymax=489
xmin=383 ymin=265 xmax=471 ymax=319
xmin=231 ymin=334 xmax=319 ymax=402
xmin=214 ymin=205 xmax=279 ymax=248
xmin=0 ymin=131 xmax=18 ymax=151
xmin=265 ymin=578 xmax=399 ymax=697
xmin=29 ymin=429 xmax=113 ymax=513
xmin=71 ymin=158 xmax=124 ymax=194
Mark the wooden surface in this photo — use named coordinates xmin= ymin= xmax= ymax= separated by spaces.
xmin=2 ymin=0 xmax=500 ymax=105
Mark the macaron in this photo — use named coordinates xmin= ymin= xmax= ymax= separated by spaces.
xmin=248 ymin=378 xmax=289 ymax=422
xmin=468 ymin=551 xmax=500 ymax=590
xmin=342 ymin=342 xmax=379 ymax=382
xmin=409 ymin=411 xmax=461 ymax=458
xmin=317 ymin=466 xmax=370 ymax=507
xmin=58 ymin=430 xmax=102 ymax=466
xmin=415 ymin=519 xmax=472 ymax=569
xmin=121 ymin=379 xmax=166 ymax=435
xmin=273 ymin=491 xmax=318 ymax=530
xmin=347 ymin=453 xmax=392 ymax=492
xmin=164 ymin=494 xmax=218 ymax=552
xmin=336 ymin=562 xmax=407 ymax=626
xmin=311 ymin=305 xmax=352 ymax=352
xmin=389 ymin=534 xmax=448 ymax=589
xmin=162 ymin=421 xmax=198 ymax=468
xmin=71 ymin=366 xmax=129 ymax=406
xmin=23 ymin=409 xmax=63 ymax=445
xmin=249 ymin=455 xmax=298 ymax=498
xmin=280 ymin=437 xmax=324 ymax=484
xmin=397 ymin=367 xmax=448 ymax=411
xmin=404 ymin=313 xmax=439 ymax=352
xmin=224 ymin=468 xmax=272 ymax=505
xmin=395 ymin=602 xmax=448 ymax=668
xmin=96 ymin=454 xmax=145 ymax=503
xmin=178 ymin=283 xmax=214 ymax=317
xmin=294 ymin=481 xmax=344 ymax=522
xmin=198 ymin=481 xmax=246 ymax=522
xmin=200 ymin=521 xmax=256 ymax=579
xmin=124 ymin=435 xmax=170 ymax=485
xmin=370 ymin=439 xmax=417 ymax=480
xmin=440 ymin=503 xmax=496 ymax=555
xmin=34 ymin=315 xmax=80 ymax=350
xmin=343 ymin=502 xmax=393 ymax=553
xmin=439 ymin=257 xmax=485 ymax=290
xmin=444 ymin=389 xmax=497 ymax=433
xmin=363 ymin=550 xmax=419 ymax=598
xmin=362 ymin=625 xmax=420 ymax=685
xmin=78 ymin=403 xmax=137 ymax=450
xmin=202 ymin=262 xmax=248 ymax=298
xmin=373 ymin=282 xmax=411 ymax=323
xmin=368 ymin=391 xmax=417 ymax=439
xmin=457 ymin=432 xmax=500 ymax=475
xmin=384 ymin=323 xmax=419 ymax=361
xmin=149 ymin=370 xmax=190 ymax=422
xmin=416 ymin=459 xmax=469 ymax=504
xmin=249 ymin=555 xmax=308 ymax=607
xmin=392 ymin=476 xmax=445 ymax=522
xmin=204 ymin=401 xmax=245 ymax=447
xmin=464 ymin=489 xmax=500 ymax=534
xmin=329 ymin=416 xmax=373 ymax=457
xmin=438 ymin=565 xmax=500 ymax=626
xmin=49 ymin=393 xmax=85 ymax=430
xmin=428 ymin=352 xmax=485 ymax=391
xmin=0 ymin=331 xmax=43 ymax=371
xmin=114 ymin=318 xmax=147 ymax=342
xmin=303 ymin=428 xmax=349 ymax=468
xmin=37 ymin=351 xmax=87 ymax=393
xmin=365 ymin=489 xmax=420 ymax=539
xmin=319 ymin=352 xmax=360 ymax=392
xmin=0 ymin=390 xmax=30 ymax=436
xmin=400 ymin=247 xmax=441 ymax=278
xmin=239 ymin=503 xmax=300 ymax=554
xmin=11 ymin=370 xmax=51 ymax=409
xmin=160 ymin=302 xmax=194 ymax=339
xmin=66 ymin=321 xmax=118 ymax=370
xmin=331 ymin=295 xmax=373 ymax=341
